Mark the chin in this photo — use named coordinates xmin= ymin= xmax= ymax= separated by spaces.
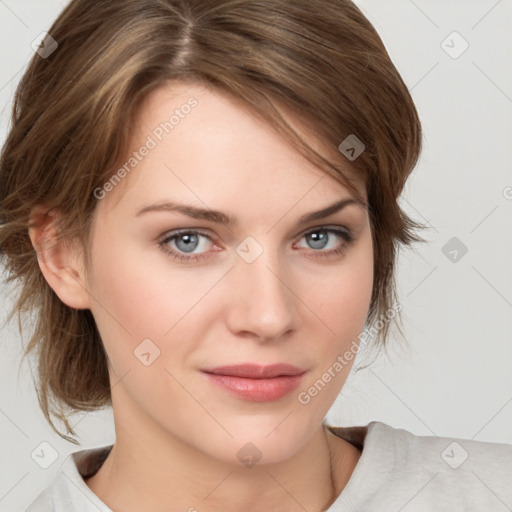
xmin=194 ymin=415 xmax=314 ymax=467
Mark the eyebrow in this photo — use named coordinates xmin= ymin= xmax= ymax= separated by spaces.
xmin=135 ymin=197 xmax=368 ymax=225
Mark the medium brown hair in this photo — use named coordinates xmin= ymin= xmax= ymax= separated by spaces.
xmin=0 ymin=0 xmax=427 ymax=443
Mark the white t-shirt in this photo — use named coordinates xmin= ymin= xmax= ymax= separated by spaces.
xmin=25 ymin=421 xmax=512 ymax=511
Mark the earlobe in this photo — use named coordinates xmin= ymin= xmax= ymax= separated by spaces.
xmin=28 ymin=205 xmax=91 ymax=310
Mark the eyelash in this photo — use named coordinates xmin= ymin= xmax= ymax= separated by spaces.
xmin=157 ymin=226 xmax=355 ymax=264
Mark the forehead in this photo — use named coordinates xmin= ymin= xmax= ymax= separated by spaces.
xmin=98 ymin=82 xmax=366 ymax=217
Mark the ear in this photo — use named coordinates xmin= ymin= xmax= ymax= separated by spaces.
xmin=28 ymin=205 xmax=91 ymax=310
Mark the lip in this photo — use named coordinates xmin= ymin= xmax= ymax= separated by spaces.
xmin=201 ymin=364 xmax=307 ymax=402
xmin=202 ymin=363 xmax=306 ymax=378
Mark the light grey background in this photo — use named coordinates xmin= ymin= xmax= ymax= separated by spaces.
xmin=1 ymin=1 xmax=511 ymax=511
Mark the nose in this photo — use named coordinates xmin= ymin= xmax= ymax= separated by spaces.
xmin=224 ymin=248 xmax=300 ymax=343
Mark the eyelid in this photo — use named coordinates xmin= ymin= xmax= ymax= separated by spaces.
xmin=296 ymin=223 xmax=353 ymax=240
xmin=158 ymin=227 xmax=214 ymax=242
xmin=158 ymin=224 xmax=352 ymax=244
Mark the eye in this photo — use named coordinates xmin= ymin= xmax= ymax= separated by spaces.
xmin=158 ymin=226 xmax=356 ymax=264
xmin=294 ymin=227 xmax=355 ymax=258
xmin=158 ymin=230 xmax=216 ymax=262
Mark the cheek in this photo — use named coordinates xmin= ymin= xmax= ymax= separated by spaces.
xmin=84 ymin=225 xmax=225 ymax=373
xmin=293 ymin=241 xmax=373 ymax=419
xmin=86 ymin=240 xmax=167 ymax=339
xmin=308 ymin=235 xmax=374 ymax=349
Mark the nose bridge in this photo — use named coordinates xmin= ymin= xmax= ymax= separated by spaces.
xmin=228 ymin=238 xmax=299 ymax=340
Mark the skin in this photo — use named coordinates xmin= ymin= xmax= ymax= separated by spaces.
xmin=29 ymin=82 xmax=374 ymax=512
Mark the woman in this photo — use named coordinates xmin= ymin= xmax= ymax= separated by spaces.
xmin=1 ymin=1 xmax=510 ymax=511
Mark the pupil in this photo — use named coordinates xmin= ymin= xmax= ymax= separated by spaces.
xmin=308 ymin=231 xmax=327 ymax=249
xmin=176 ymin=234 xmax=198 ymax=253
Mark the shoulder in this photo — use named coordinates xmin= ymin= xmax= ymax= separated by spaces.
xmin=25 ymin=445 xmax=113 ymax=512
xmin=327 ymin=421 xmax=512 ymax=511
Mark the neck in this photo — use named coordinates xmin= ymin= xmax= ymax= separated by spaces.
xmin=85 ymin=389 xmax=360 ymax=512
xmin=87 ymin=429 xmax=339 ymax=512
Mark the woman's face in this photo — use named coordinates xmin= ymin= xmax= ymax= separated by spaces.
xmin=83 ymin=82 xmax=374 ymax=465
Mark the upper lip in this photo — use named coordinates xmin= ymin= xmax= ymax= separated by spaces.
xmin=202 ymin=364 xmax=306 ymax=379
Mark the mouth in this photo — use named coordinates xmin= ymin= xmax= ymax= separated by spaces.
xmin=201 ymin=364 xmax=307 ymax=402
xmin=202 ymin=363 xmax=306 ymax=378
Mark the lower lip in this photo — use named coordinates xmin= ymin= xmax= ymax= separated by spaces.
xmin=202 ymin=372 xmax=305 ymax=402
